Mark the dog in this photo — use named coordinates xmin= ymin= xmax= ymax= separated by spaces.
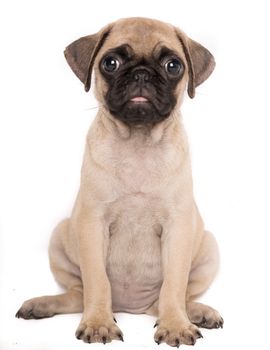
xmin=16 ymin=17 xmax=223 ymax=347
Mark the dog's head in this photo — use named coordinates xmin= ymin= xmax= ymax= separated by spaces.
xmin=65 ymin=18 xmax=215 ymax=125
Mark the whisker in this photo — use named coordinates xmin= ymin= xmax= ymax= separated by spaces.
xmin=83 ymin=104 xmax=105 ymax=112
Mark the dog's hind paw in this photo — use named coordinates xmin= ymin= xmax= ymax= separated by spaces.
xmin=187 ymin=301 xmax=224 ymax=329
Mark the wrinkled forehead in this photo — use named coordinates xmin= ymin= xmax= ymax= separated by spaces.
xmin=98 ymin=18 xmax=185 ymax=59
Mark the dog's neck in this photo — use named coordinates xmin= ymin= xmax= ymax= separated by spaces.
xmin=97 ymin=107 xmax=182 ymax=145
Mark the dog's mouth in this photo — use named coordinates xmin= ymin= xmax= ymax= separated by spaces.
xmin=130 ymin=96 xmax=149 ymax=103
xmin=107 ymin=91 xmax=173 ymax=125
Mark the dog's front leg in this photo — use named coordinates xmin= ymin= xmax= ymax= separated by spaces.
xmin=74 ymin=206 xmax=123 ymax=344
xmin=154 ymin=215 xmax=203 ymax=347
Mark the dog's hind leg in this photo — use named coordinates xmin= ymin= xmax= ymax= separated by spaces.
xmin=15 ymin=289 xmax=83 ymax=319
xmin=16 ymin=219 xmax=83 ymax=319
xmin=186 ymin=231 xmax=223 ymax=329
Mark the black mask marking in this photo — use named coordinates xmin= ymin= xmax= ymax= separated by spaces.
xmin=99 ymin=45 xmax=185 ymax=125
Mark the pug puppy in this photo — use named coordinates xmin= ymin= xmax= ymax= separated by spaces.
xmin=16 ymin=17 xmax=223 ymax=347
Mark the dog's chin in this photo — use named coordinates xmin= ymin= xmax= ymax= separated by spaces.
xmin=107 ymin=99 xmax=171 ymax=126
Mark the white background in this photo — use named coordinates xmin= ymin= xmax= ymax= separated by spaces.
xmin=1 ymin=0 xmax=270 ymax=349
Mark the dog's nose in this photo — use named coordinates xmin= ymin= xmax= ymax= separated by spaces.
xmin=133 ymin=69 xmax=150 ymax=84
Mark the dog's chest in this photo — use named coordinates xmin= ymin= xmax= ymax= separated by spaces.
xmin=110 ymin=137 xmax=179 ymax=194
xmin=118 ymin=150 xmax=157 ymax=190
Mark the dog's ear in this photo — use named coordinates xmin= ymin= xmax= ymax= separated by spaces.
xmin=176 ymin=29 xmax=215 ymax=98
xmin=64 ymin=25 xmax=112 ymax=92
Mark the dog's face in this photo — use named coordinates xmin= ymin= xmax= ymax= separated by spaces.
xmin=65 ymin=18 xmax=215 ymax=125
xmin=98 ymin=43 xmax=184 ymax=125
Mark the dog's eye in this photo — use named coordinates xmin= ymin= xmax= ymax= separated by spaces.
xmin=164 ymin=58 xmax=183 ymax=76
xmin=102 ymin=56 xmax=120 ymax=73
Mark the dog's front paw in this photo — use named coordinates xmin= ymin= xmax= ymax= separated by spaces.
xmin=154 ymin=317 xmax=203 ymax=347
xmin=75 ymin=315 xmax=123 ymax=344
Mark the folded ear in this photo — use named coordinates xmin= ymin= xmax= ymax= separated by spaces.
xmin=176 ymin=29 xmax=215 ymax=98
xmin=64 ymin=24 xmax=112 ymax=92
